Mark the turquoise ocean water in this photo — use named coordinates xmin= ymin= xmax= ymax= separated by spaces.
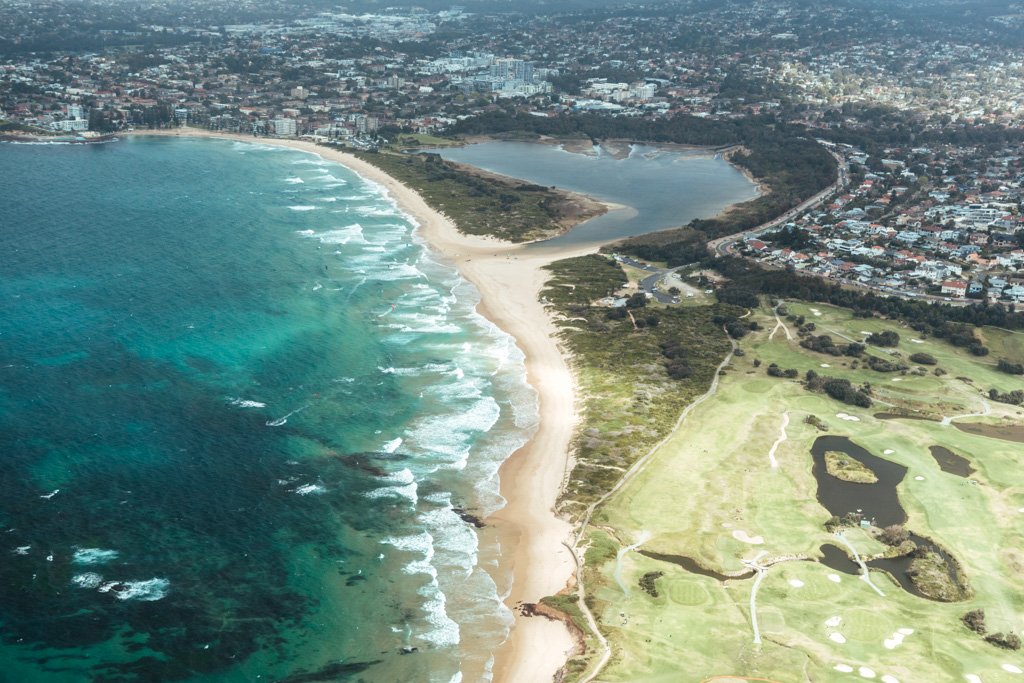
xmin=0 ymin=137 xmax=537 ymax=682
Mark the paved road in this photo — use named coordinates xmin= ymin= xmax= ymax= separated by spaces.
xmin=709 ymin=151 xmax=849 ymax=258
xmin=618 ymin=255 xmax=680 ymax=303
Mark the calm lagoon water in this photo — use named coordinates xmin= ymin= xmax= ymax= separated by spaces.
xmin=0 ymin=137 xmax=537 ymax=682
xmin=435 ymin=141 xmax=759 ymax=249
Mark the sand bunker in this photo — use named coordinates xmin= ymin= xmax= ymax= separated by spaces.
xmin=836 ymin=412 xmax=861 ymax=421
xmin=965 ymin=675 xmax=983 ymax=683
xmin=914 ymin=475 xmax=925 ymax=481
xmin=825 ymin=616 xmax=843 ymax=627
xmin=883 ymin=449 xmax=895 ymax=455
xmin=859 ymin=667 xmax=876 ymax=679
xmin=732 ymin=530 xmax=764 ymax=544
xmin=897 ymin=628 xmax=913 ymax=636
xmin=820 ymin=363 xmax=831 ymax=367
xmin=911 ymin=339 xmax=924 ymax=344
xmin=810 ymin=308 xmax=822 ymax=316
xmin=881 ymin=676 xmax=900 ymax=683
xmin=892 ymin=378 xmax=902 ymax=382
xmin=827 ymin=573 xmax=842 ymax=583
xmin=1003 ymin=663 xmax=1023 ymax=674
xmin=788 ymin=579 xmax=805 ymax=588
xmin=829 ymin=632 xmax=847 ymax=644
xmin=834 ymin=664 xmax=854 ymax=673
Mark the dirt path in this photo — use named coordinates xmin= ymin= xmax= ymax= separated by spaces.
xmin=613 ymin=530 xmax=652 ymax=595
xmin=743 ymin=551 xmax=770 ymax=644
xmin=766 ymin=412 xmax=789 ymax=469
xmin=834 ymin=532 xmax=886 ymax=597
xmin=941 ymin=397 xmax=991 ymax=425
xmin=769 ymin=304 xmax=793 ymax=341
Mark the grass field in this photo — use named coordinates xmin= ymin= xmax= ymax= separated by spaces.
xmin=574 ymin=298 xmax=1024 ymax=682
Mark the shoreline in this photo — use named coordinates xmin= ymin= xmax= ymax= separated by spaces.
xmin=130 ymin=128 xmax=586 ymax=682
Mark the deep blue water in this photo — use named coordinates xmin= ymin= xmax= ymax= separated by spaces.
xmin=435 ymin=141 xmax=759 ymax=250
xmin=0 ymin=137 xmax=535 ymax=682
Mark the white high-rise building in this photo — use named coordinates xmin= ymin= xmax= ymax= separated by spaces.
xmin=67 ymin=103 xmax=85 ymax=119
xmin=273 ymin=118 xmax=297 ymax=136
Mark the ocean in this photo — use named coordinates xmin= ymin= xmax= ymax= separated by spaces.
xmin=0 ymin=136 xmax=537 ymax=682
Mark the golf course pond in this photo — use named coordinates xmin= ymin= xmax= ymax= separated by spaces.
xmin=811 ymin=436 xmax=967 ymax=601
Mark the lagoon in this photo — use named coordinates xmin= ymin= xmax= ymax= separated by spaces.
xmin=434 ymin=141 xmax=759 ymax=249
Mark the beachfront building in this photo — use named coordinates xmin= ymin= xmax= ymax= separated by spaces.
xmin=272 ymin=118 xmax=297 ymax=136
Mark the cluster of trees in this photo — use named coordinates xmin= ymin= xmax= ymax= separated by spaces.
xmin=909 ymin=352 xmax=937 ymax=365
xmin=659 ymin=339 xmax=693 ymax=380
xmin=712 ymin=314 xmax=759 ymax=340
xmin=805 ymin=370 xmax=873 ymax=408
xmin=865 ymin=356 xmax=907 ymax=373
xmin=760 ymin=225 xmax=815 ymax=250
xmin=711 ymin=256 xmax=1024 ymax=332
xmin=997 ymin=359 xmax=1024 ymax=375
xmin=766 ymin=363 xmax=799 ymax=378
xmin=988 ymin=389 xmax=1024 ymax=406
xmin=866 ymin=330 xmax=900 ymax=347
xmin=800 ymin=334 xmax=864 ymax=357
xmin=962 ymin=608 xmax=1022 ymax=651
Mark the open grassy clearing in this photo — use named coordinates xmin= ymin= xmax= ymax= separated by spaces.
xmin=577 ymin=300 xmax=1024 ymax=682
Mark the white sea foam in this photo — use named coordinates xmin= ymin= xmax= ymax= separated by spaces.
xmin=283 ymin=177 xmax=305 ymax=184
xmin=99 ymin=578 xmax=170 ymax=601
xmin=354 ymin=205 xmax=398 ymax=217
xmin=288 ymin=205 xmax=318 ymax=211
xmin=228 ymin=397 xmax=266 ymax=409
xmin=313 ymin=224 xmax=366 ymax=245
xmin=404 ymin=397 xmax=501 ymax=467
xmin=365 ymin=480 xmax=418 ymax=503
xmin=382 ymin=437 xmax=403 ymax=453
xmin=419 ymin=585 xmax=460 ymax=647
xmin=39 ymin=489 xmax=60 ymax=499
xmin=294 ymin=483 xmax=326 ymax=496
xmin=72 ymin=573 xmax=105 ymax=589
xmin=72 ymin=548 xmax=120 ymax=565
xmin=12 ymin=546 xmax=31 ymax=555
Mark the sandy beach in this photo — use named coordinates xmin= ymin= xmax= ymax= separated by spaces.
xmin=133 ymin=128 xmax=589 ymax=682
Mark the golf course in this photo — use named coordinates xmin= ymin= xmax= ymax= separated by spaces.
xmin=579 ymin=298 xmax=1024 ymax=682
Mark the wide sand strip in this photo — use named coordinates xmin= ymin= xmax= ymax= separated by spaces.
xmin=133 ymin=129 xmax=587 ymax=682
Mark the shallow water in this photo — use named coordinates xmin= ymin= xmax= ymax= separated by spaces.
xmin=0 ymin=137 xmax=537 ymax=681
xmin=434 ymin=141 xmax=759 ymax=249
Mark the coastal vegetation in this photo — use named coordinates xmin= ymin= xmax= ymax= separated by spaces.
xmin=348 ymin=149 xmax=599 ymax=242
xmin=539 ymin=254 xmax=737 ymax=514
